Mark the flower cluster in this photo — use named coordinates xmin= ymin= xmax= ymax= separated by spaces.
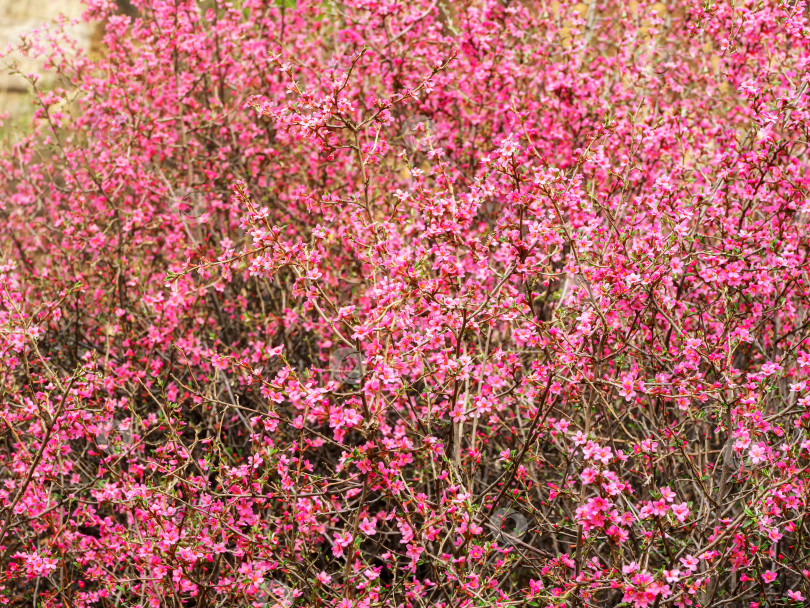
xmin=0 ymin=0 xmax=809 ymax=607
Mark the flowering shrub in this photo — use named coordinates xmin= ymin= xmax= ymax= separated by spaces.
xmin=1 ymin=0 xmax=810 ymax=606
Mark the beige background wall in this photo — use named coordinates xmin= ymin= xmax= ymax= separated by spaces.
xmin=0 ymin=0 xmax=96 ymax=127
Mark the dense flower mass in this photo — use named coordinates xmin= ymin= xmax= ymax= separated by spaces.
xmin=0 ymin=0 xmax=809 ymax=606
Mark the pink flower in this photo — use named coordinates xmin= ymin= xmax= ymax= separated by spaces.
xmin=359 ymin=518 xmax=377 ymax=536
xmin=761 ymin=361 xmax=782 ymax=376
xmin=671 ymin=503 xmax=691 ymax=522
xmin=622 ymin=561 xmax=640 ymax=574
xmin=739 ymin=79 xmax=760 ymax=98
xmin=748 ymin=443 xmax=767 ymax=464
xmin=581 ymin=468 xmax=599 ymax=485
xmin=572 ymin=431 xmax=588 ymax=446
xmin=619 ymin=373 xmax=637 ymax=401
xmin=650 ymin=499 xmax=669 ymax=517
xmin=607 ymin=525 xmax=629 ymax=543
xmin=317 ymin=571 xmax=332 ymax=585
xmin=449 ymin=404 xmax=466 ymax=423
xmin=405 ymin=544 xmax=423 ymax=561
xmin=334 ymin=532 xmax=353 ymax=548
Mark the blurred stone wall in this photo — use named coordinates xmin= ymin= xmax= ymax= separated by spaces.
xmin=0 ymin=0 xmax=97 ymax=125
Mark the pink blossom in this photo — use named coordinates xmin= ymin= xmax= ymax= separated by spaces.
xmin=749 ymin=443 xmax=768 ymax=464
